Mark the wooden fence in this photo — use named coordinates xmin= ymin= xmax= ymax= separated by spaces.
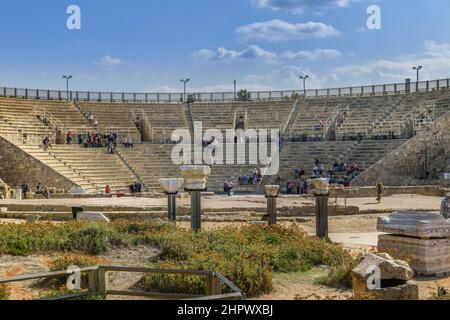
xmin=0 ymin=266 xmax=244 ymax=301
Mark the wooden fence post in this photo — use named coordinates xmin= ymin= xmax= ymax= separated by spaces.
xmin=98 ymin=267 xmax=109 ymax=296
xmin=206 ymin=273 xmax=222 ymax=296
xmin=87 ymin=267 xmax=100 ymax=296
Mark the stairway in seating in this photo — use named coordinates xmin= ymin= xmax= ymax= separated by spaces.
xmin=118 ymin=144 xmax=182 ymax=193
xmin=15 ymin=143 xmax=100 ymax=193
xmin=46 ymin=145 xmax=138 ymax=193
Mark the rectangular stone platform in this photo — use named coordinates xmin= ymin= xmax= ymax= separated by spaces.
xmin=377 ymin=211 xmax=450 ymax=239
xmin=378 ymin=234 xmax=450 ymax=276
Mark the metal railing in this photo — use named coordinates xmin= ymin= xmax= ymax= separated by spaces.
xmin=1 ymin=78 xmax=449 ymax=104
xmin=0 ymin=266 xmax=244 ymax=301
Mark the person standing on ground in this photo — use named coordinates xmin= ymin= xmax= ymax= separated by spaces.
xmin=376 ymin=179 xmax=384 ymax=203
xmin=441 ymin=194 xmax=450 ymax=219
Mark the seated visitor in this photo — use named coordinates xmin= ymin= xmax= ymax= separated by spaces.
xmin=77 ymin=133 xmax=83 ymax=145
xmin=134 ymin=182 xmax=142 ymax=193
xmin=224 ymin=180 xmax=233 ymax=196
xmin=128 ymin=137 xmax=134 ymax=148
xmin=43 ymin=186 xmax=50 ymax=199
xmin=105 ymin=184 xmax=111 ymax=195
xmin=287 ymin=181 xmax=294 ymax=194
xmin=129 ymin=184 xmax=136 ymax=195
xmin=36 ymin=183 xmax=43 ymax=195
xmin=21 ymin=183 xmax=29 ymax=199
xmin=66 ymin=131 xmax=72 ymax=145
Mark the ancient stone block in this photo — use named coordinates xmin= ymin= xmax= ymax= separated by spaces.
xmin=378 ymin=234 xmax=450 ymax=276
xmin=352 ymin=253 xmax=419 ymax=300
xmin=378 ymin=211 xmax=450 ymax=238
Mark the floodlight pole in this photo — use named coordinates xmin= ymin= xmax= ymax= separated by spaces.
xmin=300 ymin=75 xmax=309 ymax=96
xmin=63 ymin=75 xmax=73 ymax=100
xmin=180 ymin=78 xmax=190 ymax=102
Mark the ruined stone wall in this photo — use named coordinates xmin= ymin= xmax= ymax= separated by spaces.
xmin=355 ymin=112 xmax=450 ymax=186
xmin=0 ymin=136 xmax=76 ymax=191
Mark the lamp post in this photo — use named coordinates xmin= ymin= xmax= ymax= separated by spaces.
xmin=412 ymin=66 xmax=423 ymax=92
xmin=299 ymin=75 xmax=309 ymax=96
xmin=180 ymin=78 xmax=190 ymax=102
xmin=63 ymin=75 xmax=73 ymax=100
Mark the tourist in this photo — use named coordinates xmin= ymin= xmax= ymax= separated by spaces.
xmin=376 ymin=179 xmax=384 ymax=203
xmin=36 ymin=183 xmax=43 ymax=195
xmin=134 ymin=182 xmax=142 ymax=193
xmin=128 ymin=137 xmax=134 ymax=148
xmin=287 ymin=181 xmax=294 ymax=194
xmin=21 ymin=183 xmax=29 ymax=199
xmin=107 ymin=140 xmax=115 ymax=154
xmin=224 ymin=180 xmax=230 ymax=195
xmin=227 ymin=181 xmax=234 ymax=196
xmin=66 ymin=131 xmax=72 ymax=145
xmin=129 ymin=184 xmax=136 ymax=196
xmin=441 ymin=194 xmax=450 ymax=219
xmin=43 ymin=186 xmax=50 ymax=199
xmin=42 ymin=137 xmax=52 ymax=151
xmin=105 ymin=184 xmax=111 ymax=195
xmin=77 ymin=133 xmax=83 ymax=145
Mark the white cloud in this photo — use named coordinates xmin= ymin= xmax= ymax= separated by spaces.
xmin=237 ymin=19 xmax=340 ymax=42
xmin=281 ymin=49 xmax=342 ymax=60
xmin=193 ymin=46 xmax=342 ymax=63
xmin=251 ymin=0 xmax=353 ymax=14
xmin=192 ymin=45 xmax=277 ymax=63
xmin=243 ymin=66 xmax=323 ymax=90
xmin=331 ymin=41 xmax=450 ymax=84
xmin=97 ymin=55 xmax=122 ymax=66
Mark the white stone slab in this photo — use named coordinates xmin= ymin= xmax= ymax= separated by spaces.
xmin=77 ymin=212 xmax=110 ymax=223
xmin=377 ymin=211 xmax=450 ymax=239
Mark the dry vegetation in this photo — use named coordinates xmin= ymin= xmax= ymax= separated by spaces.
xmin=0 ymin=221 xmax=358 ymax=298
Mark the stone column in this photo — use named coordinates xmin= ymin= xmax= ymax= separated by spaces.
xmin=311 ymin=178 xmax=330 ymax=238
xmin=159 ymin=178 xmax=184 ymax=223
xmin=180 ymin=165 xmax=211 ymax=232
xmin=265 ymin=185 xmax=280 ymax=226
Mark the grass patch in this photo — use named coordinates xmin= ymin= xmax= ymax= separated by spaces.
xmin=315 ymin=255 xmax=363 ymax=289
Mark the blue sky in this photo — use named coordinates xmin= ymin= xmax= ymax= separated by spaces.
xmin=1 ymin=0 xmax=450 ymax=93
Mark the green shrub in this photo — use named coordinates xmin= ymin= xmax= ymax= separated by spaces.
xmin=0 ymin=222 xmax=130 ymax=256
xmin=139 ymin=225 xmax=355 ymax=297
xmin=315 ymin=254 xmax=362 ymax=289
xmin=67 ymin=223 xmax=128 ymax=255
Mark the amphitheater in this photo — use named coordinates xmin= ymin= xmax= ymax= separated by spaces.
xmin=1 ymin=79 xmax=450 ymax=301
xmin=0 ymin=79 xmax=449 ymax=196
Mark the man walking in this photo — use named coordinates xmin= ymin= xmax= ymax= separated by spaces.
xmin=441 ymin=194 xmax=450 ymax=219
xmin=376 ymin=179 xmax=384 ymax=203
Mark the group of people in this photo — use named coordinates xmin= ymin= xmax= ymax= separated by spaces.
xmin=20 ymin=183 xmax=50 ymax=199
xmin=129 ymin=182 xmax=143 ymax=195
xmin=238 ymin=168 xmax=262 ymax=185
